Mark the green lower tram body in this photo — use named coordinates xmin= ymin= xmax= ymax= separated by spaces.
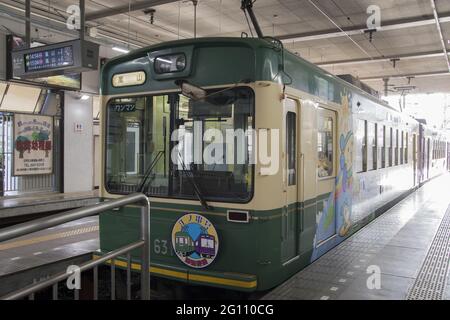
xmin=96 ymin=192 xmax=378 ymax=292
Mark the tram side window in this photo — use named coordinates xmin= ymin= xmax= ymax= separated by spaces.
xmin=432 ymin=141 xmax=435 ymax=160
xmin=367 ymin=122 xmax=376 ymax=170
xmin=438 ymin=141 xmax=440 ymax=159
xmin=436 ymin=141 xmax=440 ymax=159
xmin=356 ymin=119 xmax=367 ymax=172
xmin=388 ymin=127 xmax=393 ymax=167
xmin=373 ymin=123 xmax=378 ymax=170
xmin=439 ymin=141 xmax=441 ymax=159
xmin=317 ymin=115 xmax=334 ymax=177
xmin=435 ymin=141 xmax=438 ymax=159
xmin=436 ymin=141 xmax=441 ymax=159
xmin=436 ymin=141 xmax=438 ymax=159
xmin=437 ymin=141 xmax=439 ymax=159
xmin=287 ymin=112 xmax=297 ymax=185
xmin=405 ymin=132 xmax=409 ymax=163
xmin=439 ymin=141 xmax=442 ymax=159
xmin=381 ymin=125 xmax=386 ymax=168
xmin=400 ymin=131 xmax=404 ymax=165
xmin=436 ymin=141 xmax=439 ymax=159
xmin=395 ymin=129 xmax=399 ymax=166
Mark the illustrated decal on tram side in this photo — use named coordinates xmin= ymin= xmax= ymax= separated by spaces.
xmin=336 ymin=93 xmax=354 ymax=237
xmin=312 ymin=93 xmax=354 ymax=260
xmin=172 ymin=213 xmax=219 ymax=268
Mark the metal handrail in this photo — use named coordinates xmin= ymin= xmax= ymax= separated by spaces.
xmin=0 ymin=193 xmax=150 ymax=300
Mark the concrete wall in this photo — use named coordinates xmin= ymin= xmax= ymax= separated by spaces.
xmin=64 ymin=93 xmax=94 ymax=192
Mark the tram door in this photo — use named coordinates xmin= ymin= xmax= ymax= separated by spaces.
xmin=315 ymin=107 xmax=337 ymax=244
xmin=281 ymin=98 xmax=299 ymax=263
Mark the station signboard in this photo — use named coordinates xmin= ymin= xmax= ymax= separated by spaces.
xmin=13 ymin=114 xmax=53 ymax=176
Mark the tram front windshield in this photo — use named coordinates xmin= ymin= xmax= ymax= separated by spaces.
xmin=105 ymin=87 xmax=254 ymax=203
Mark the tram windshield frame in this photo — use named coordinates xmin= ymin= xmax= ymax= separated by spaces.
xmin=104 ymin=86 xmax=255 ymax=204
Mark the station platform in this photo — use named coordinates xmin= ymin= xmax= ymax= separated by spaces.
xmin=263 ymin=174 xmax=450 ymax=300
xmin=0 ymin=191 xmax=100 ymax=221
xmin=0 ymin=216 xmax=99 ymax=296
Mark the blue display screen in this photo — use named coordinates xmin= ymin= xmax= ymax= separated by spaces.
xmin=24 ymin=46 xmax=74 ymax=72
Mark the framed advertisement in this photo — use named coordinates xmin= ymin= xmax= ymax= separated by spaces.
xmin=13 ymin=114 xmax=54 ymax=176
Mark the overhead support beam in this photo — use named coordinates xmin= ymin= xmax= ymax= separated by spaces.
xmin=278 ymin=12 xmax=450 ymax=43
xmin=316 ymin=50 xmax=450 ymax=67
xmin=25 ymin=0 xmax=31 ymax=48
xmin=85 ymin=0 xmax=178 ymax=21
xmin=80 ymin=0 xmax=85 ymax=41
xmin=0 ymin=1 xmax=148 ymax=48
xmin=361 ymin=70 xmax=450 ymax=81
xmin=430 ymin=0 xmax=450 ymax=72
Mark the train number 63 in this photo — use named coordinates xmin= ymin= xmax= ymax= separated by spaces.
xmin=153 ymin=239 xmax=169 ymax=255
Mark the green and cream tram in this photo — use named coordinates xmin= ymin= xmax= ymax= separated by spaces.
xmin=97 ymin=37 xmax=448 ymax=292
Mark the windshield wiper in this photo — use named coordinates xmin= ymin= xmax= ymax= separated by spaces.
xmin=136 ymin=151 xmax=164 ymax=193
xmin=177 ymin=152 xmax=213 ymax=211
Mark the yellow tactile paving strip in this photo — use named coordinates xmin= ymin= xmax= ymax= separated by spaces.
xmin=0 ymin=226 xmax=99 ymax=251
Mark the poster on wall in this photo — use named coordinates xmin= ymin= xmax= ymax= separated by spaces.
xmin=13 ymin=114 xmax=53 ymax=176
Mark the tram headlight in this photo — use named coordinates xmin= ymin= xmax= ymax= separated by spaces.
xmin=154 ymin=53 xmax=186 ymax=74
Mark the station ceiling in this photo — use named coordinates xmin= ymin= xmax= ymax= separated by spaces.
xmin=2 ymin=0 xmax=450 ymax=95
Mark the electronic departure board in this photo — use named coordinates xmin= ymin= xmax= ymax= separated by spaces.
xmin=24 ymin=46 xmax=74 ymax=72
xmin=11 ymin=39 xmax=99 ymax=79
xmin=6 ymin=35 xmax=82 ymax=90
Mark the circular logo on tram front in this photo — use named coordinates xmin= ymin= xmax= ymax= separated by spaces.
xmin=171 ymin=213 xmax=219 ymax=269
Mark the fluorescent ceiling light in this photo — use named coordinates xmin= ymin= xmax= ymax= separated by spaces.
xmin=81 ymin=95 xmax=90 ymax=100
xmin=112 ymin=46 xmax=130 ymax=54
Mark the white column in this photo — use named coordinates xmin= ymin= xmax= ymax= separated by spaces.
xmin=63 ymin=93 xmax=94 ymax=192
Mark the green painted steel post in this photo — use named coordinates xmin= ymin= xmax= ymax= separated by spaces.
xmin=140 ymin=205 xmax=150 ymax=300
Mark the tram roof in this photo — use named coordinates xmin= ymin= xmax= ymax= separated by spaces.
xmin=100 ymin=37 xmax=399 ymax=113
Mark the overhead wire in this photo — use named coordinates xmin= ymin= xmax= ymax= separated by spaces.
xmin=329 ymin=0 xmax=405 ymax=87
xmin=308 ymin=0 xmax=373 ymax=60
